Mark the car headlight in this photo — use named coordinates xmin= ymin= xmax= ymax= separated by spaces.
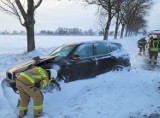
xmin=6 ymin=72 xmax=14 ymax=80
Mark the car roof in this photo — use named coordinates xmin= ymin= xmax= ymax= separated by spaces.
xmin=66 ymin=40 xmax=120 ymax=46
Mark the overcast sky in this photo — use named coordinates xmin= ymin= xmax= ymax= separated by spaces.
xmin=0 ymin=0 xmax=159 ymax=32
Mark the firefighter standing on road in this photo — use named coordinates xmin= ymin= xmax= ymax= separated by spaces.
xmin=16 ymin=66 xmax=61 ymax=118
xmin=148 ymin=35 xmax=160 ymax=65
xmin=137 ymin=37 xmax=147 ymax=55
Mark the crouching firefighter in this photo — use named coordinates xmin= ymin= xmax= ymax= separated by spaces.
xmin=15 ymin=66 xmax=61 ymax=118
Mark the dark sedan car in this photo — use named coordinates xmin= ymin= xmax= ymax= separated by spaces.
xmin=6 ymin=40 xmax=131 ymax=85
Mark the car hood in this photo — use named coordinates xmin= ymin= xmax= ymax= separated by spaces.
xmin=7 ymin=56 xmax=58 ymax=73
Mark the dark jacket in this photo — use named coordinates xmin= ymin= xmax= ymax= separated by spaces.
xmin=137 ymin=38 xmax=147 ymax=48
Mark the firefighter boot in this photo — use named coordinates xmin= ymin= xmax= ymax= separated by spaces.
xmin=148 ymin=60 xmax=151 ymax=64
xmin=138 ymin=52 xmax=141 ymax=55
xmin=18 ymin=110 xmax=27 ymax=118
xmin=154 ymin=61 xmax=157 ymax=65
xmin=34 ymin=112 xmax=43 ymax=118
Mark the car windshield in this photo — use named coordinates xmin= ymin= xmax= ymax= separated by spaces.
xmin=49 ymin=44 xmax=76 ymax=57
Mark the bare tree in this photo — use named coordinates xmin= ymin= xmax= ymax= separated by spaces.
xmin=84 ymin=0 xmax=120 ymax=40
xmin=113 ymin=0 xmax=124 ymax=39
xmin=0 ymin=0 xmax=43 ymax=52
xmin=95 ymin=10 xmax=107 ymax=36
xmin=129 ymin=15 xmax=147 ymax=36
xmin=121 ymin=0 xmax=153 ymax=37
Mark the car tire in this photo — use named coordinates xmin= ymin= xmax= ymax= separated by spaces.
xmin=112 ymin=65 xmax=124 ymax=72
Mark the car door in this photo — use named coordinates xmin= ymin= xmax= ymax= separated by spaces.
xmin=65 ymin=43 xmax=97 ymax=81
xmin=95 ymin=43 xmax=115 ymax=75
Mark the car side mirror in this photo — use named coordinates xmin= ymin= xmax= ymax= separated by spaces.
xmin=71 ymin=55 xmax=80 ymax=61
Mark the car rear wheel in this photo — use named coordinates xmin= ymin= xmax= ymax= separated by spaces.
xmin=112 ymin=65 xmax=124 ymax=72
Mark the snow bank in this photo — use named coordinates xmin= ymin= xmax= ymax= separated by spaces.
xmin=0 ymin=35 xmax=160 ymax=118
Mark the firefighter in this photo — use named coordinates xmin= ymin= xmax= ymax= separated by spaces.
xmin=137 ymin=37 xmax=147 ymax=55
xmin=16 ymin=66 xmax=61 ymax=118
xmin=148 ymin=36 xmax=159 ymax=65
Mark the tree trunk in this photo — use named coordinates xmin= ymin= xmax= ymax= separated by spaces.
xmin=120 ymin=23 xmax=125 ymax=38
xmin=114 ymin=13 xmax=120 ymax=39
xmin=128 ymin=31 xmax=131 ymax=36
xmin=25 ymin=0 xmax=35 ymax=52
xmin=125 ymin=25 xmax=129 ymax=37
xmin=26 ymin=25 xmax=35 ymax=52
xmin=103 ymin=20 xmax=111 ymax=40
xmin=135 ymin=30 xmax=138 ymax=36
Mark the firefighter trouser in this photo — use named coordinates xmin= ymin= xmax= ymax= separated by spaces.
xmin=149 ymin=50 xmax=158 ymax=63
xmin=16 ymin=80 xmax=44 ymax=117
xmin=139 ymin=47 xmax=145 ymax=53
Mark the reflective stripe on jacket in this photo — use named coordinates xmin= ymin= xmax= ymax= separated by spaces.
xmin=149 ymin=40 xmax=159 ymax=51
xmin=19 ymin=67 xmax=49 ymax=88
xmin=20 ymin=72 xmax=35 ymax=84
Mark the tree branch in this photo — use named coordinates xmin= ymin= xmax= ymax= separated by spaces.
xmin=15 ymin=0 xmax=27 ymax=20
xmin=34 ymin=0 xmax=43 ymax=10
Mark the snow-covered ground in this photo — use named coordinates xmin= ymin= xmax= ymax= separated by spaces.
xmin=0 ymin=35 xmax=160 ymax=118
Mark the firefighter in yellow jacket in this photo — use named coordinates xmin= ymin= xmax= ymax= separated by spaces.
xmin=148 ymin=36 xmax=160 ymax=65
xmin=16 ymin=66 xmax=61 ymax=118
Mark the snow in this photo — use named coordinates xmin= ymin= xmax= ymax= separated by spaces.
xmin=0 ymin=35 xmax=160 ymax=118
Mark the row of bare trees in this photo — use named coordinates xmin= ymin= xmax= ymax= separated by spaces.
xmin=84 ymin=0 xmax=153 ymax=40
xmin=0 ymin=0 xmax=153 ymax=52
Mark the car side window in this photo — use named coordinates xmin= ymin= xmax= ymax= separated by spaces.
xmin=95 ymin=44 xmax=107 ymax=55
xmin=106 ymin=44 xmax=112 ymax=53
xmin=73 ymin=44 xmax=93 ymax=58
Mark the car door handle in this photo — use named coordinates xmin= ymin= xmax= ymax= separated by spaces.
xmin=111 ymin=56 xmax=115 ymax=59
xmin=89 ymin=58 xmax=95 ymax=62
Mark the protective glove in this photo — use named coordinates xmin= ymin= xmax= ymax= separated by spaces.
xmin=42 ymin=80 xmax=61 ymax=93
xmin=49 ymin=79 xmax=61 ymax=91
xmin=9 ymin=81 xmax=18 ymax=93
xmin=53 ymin=80 xmax=61 ymax=91
xmin=35 ymin=82 xmax=40 ymax=89
xmin=17 ymin=99 xmax=20 ymax=107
